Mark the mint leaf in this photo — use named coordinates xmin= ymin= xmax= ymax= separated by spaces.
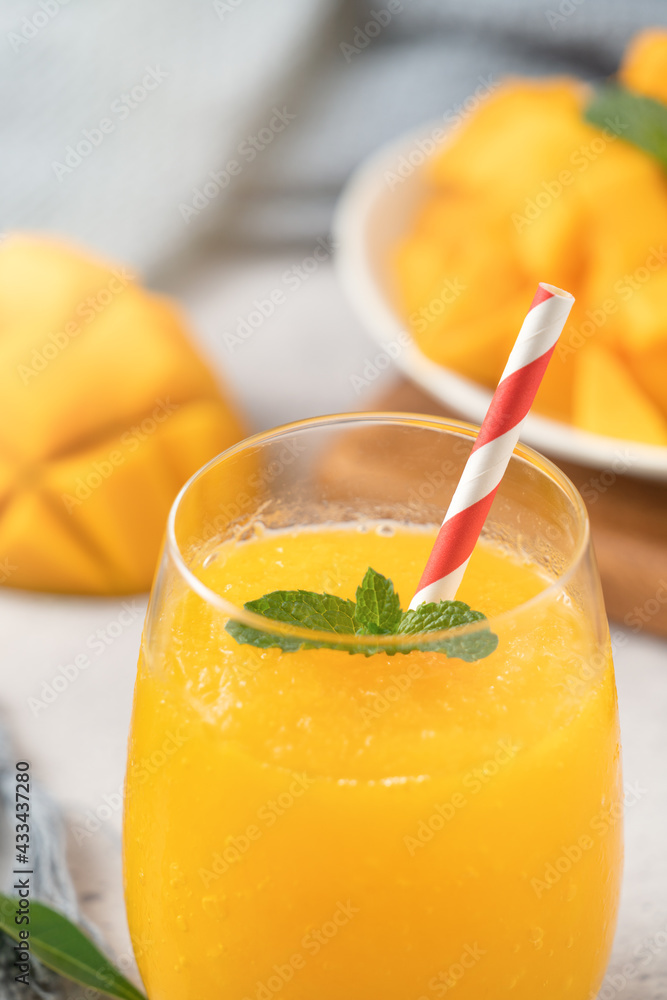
xmin=397 ymin=600 xmax=498 ymax=661
xmin=226 ymin=589 xmax=357 ymax=652
xmin=225 ymin=568 xmax=498 ymax=661
xmin=354 ymin=567 xmax=402 ymax=635
xmin=0 ymin=893 xmax=146 ymax=1000
xmin=247 ymin=590 xmax=357 ymax=632
xmin=585 ymin=84 xmax=667 ymax=172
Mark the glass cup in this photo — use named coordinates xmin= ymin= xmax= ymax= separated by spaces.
xmin=123 ymin=413 xmax=622 ymax=1000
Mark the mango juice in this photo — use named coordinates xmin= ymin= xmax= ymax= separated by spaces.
xmin=124 ymin=522 xmax=622 ymax=1000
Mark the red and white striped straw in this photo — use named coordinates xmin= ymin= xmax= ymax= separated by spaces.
xmin=409 ymin=282 xmax=574 ymax=610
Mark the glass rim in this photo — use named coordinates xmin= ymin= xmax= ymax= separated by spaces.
xmin=165 ymin=412 xmax=591 ymax=649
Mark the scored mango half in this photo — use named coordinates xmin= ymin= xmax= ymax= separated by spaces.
xmin=0 ymin=234 xmax=246 ymax=595
xmin=392 ymin=30 xmax=667 ymax=444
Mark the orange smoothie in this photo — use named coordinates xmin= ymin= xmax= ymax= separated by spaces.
xmin=124 ymin=522 xmax=622 ymax=1000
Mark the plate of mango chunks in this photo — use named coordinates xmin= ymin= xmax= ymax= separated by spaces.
xmin=336 ymin=29 xmax=667 ymax=480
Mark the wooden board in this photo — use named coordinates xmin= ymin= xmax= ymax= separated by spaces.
xmin=356 ymin=377 xmax=667 ymax=637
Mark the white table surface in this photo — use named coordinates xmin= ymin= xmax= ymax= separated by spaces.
xmin=1 ymin=251 xmax=666 ymax=996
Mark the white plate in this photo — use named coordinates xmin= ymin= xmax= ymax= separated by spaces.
xmin=334 ymin=123 xmax=667 ymax=481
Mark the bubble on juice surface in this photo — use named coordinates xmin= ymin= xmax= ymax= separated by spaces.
xmin=202 ymin=552 xmax=217 ymax=569
xmin=375 ymin=522 xmax=395 ymax=537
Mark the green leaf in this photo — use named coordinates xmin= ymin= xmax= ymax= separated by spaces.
xmin=396 ymin=600 xmax=499 ymax=662
xmin=354 ymin=567 xmax=402 ymax=635
xmin=226 ymin=589 xmax=357 ymax=652
xmin=225 ymin=568 xmax=498 ymax=661
xmin=0 ymin=893 xmax=146 ymax=1000
xmin=246 ymin=589 xmax=358 ymax=632
xmin=584 ymin=84 xmax=667 ymax=171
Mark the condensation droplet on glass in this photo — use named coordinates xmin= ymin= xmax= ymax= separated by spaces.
xmin=176 ymin=915 xmax=188 ymax=932
xmin=528 ymin=926 xmax=544 ymax=949
xmin=202 ymin=896 xmax=219 ymax=917
xmin=169 ymin=862 xmax=186 ymax=888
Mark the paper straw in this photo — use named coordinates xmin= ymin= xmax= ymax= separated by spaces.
xmin=409 ymin=282 xmax=575 ymax=610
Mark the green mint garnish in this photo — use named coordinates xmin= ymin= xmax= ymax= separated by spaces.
xmin=585 ymin=84 xmax=667 ymax=172
xmin=396 ymin=600 xmax=499 ymax=662
xmin=225 ymin=566 xmax=498 ymax=661
xmin=227 ymin=590 xmax=357 ymax=652
xmin=354 ymin=567 xmax=402 ymax=635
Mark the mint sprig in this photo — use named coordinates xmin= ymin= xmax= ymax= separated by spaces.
xmin=354 ymin=566 xmax=402 ymax=634
xmin=585 ymin=83 xmax=667 ymax=172
xmin=397 ymin=600 xmax=498 ymax=662
xmin=225 ymin=567 xmax=498 ymax=661
xmin=227 ymin=590 xmax=357 ymax=652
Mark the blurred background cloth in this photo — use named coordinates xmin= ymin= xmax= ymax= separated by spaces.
xmin=1 ymin=0 xmax=666 ymax=285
